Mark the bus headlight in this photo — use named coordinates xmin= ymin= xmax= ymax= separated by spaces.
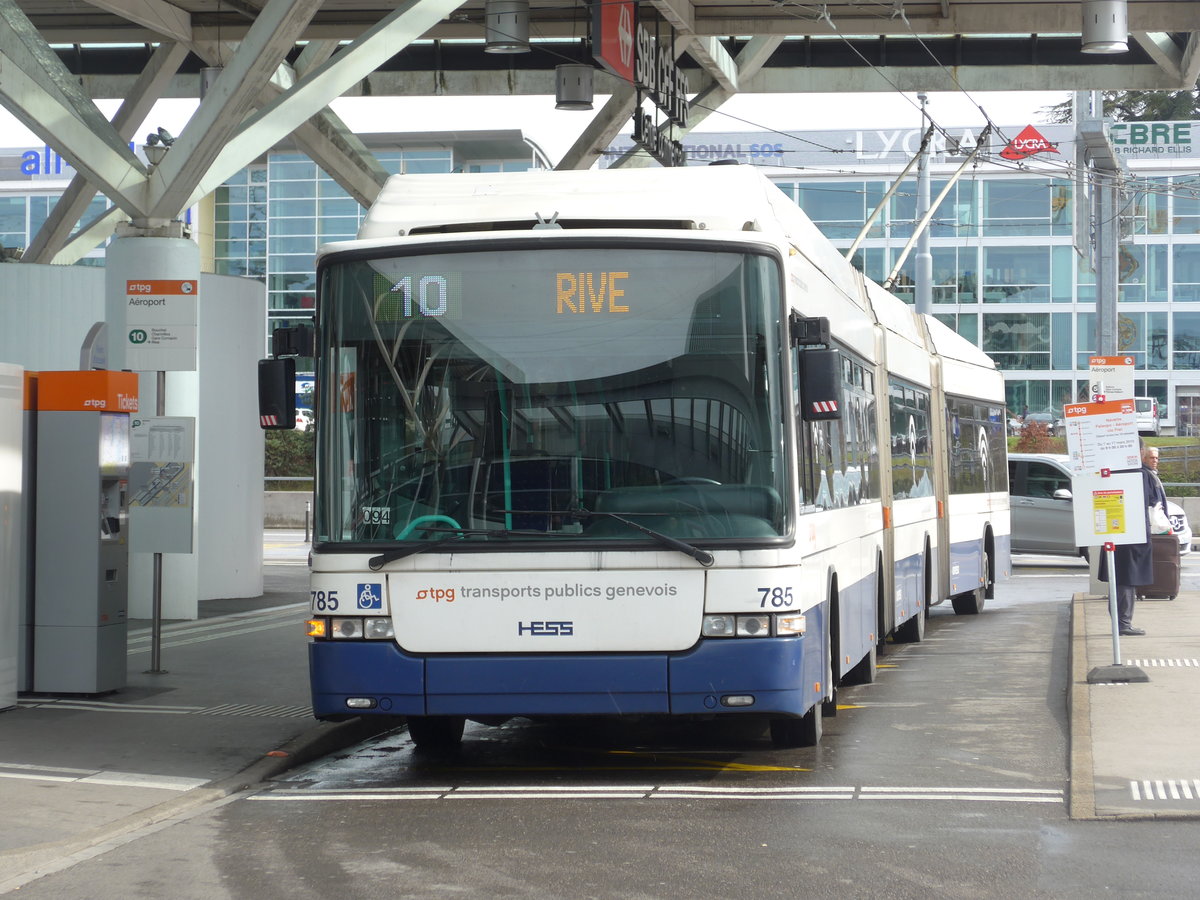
xmin=702 ymin=614 xmax=736 ymax=637
xmin=331 ymin=618 xmax=364 ymax=639
xmin=329 ymin=617 xmax=395 ymax=640
xmin=364 ymin=618 xmax=395 ymax=640
xmin=735 ymin=615 xmax=771 ymax=637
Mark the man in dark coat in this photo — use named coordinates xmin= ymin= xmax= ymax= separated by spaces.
xmin=1099 ymin=442 xmax=1164 ymax=635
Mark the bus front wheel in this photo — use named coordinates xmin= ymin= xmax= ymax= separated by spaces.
xmin=769 ymin=705 xmax=822 ymax=748
xmin=406 ymin=715 xmax=465 ymax=752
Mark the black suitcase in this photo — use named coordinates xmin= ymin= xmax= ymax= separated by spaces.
xmin=1138 ymin=533 xmax=1181 ymax=600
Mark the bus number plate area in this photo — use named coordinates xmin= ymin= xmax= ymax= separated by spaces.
xmin=388 ymin=571 xmax=705 ymax=653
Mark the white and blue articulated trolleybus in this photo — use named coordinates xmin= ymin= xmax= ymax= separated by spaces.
xmin=259 ymin=165 xmax=1010 ymax=750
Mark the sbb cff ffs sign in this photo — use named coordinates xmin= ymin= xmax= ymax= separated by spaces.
xmin=592 ymin=0 xmax=689 ymax=167
xmin=593 ymin=0 xmax=636 ymax=83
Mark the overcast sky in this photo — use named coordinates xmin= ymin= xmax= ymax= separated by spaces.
xmin=7 ymin=89 xmax=1072 ymax=165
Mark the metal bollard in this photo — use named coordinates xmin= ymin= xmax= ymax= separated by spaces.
xmin=305 ymin=499 xmax=311 ymax=543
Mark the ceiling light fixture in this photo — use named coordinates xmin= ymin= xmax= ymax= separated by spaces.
xmin=1081 ymin=0 xmax=1128 ymax=54
xmin=555 ymin=64 xmax=594 ymax=110
xmin=485 ymin=0 xmax=530 ymax=53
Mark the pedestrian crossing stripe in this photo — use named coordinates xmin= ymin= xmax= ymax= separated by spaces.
xmin=1130 ymin=779 xmax=1200 ymax=801
xmin=1123 ymin=659 xmax=1200 ymax=667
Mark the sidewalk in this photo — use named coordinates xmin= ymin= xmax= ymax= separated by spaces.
xmin=0 ymin=532 xmax=389 ymax=893
xmin=1070 ymin=587 xmax=1200 ymax=819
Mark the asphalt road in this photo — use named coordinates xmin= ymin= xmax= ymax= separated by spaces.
xmin=9 ymin=554 xmax=1200 ymax=900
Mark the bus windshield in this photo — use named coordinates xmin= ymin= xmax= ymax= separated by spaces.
xmin=315 ymin=242 xmax=790 ymax=548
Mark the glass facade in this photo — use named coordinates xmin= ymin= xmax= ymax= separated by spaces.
xmin=772 ymin=164 xmax=1200 ymax=429
xmin=0 ymin=192 xmax=112 ymax=264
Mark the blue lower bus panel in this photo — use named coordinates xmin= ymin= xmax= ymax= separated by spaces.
xmin=310 ymin=633 xmax=822 ymax=721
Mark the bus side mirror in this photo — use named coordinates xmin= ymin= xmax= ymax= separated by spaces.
xmin=799 ymin=348 xmax=842 ymax=421
xmin=258 ymin=357 xmax=296 ymax=429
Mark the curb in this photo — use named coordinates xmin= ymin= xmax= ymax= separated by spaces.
xmin=1067 ymin=591 xmax=1096 ymax=820
xmin=0 ymin=716 xmax=397 ymax=893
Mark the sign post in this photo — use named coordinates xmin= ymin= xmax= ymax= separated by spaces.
xmin=104 ymin=231 xmax=200 ymax=673
xmin=1063 ymin=399 xmax=1149 ymax=684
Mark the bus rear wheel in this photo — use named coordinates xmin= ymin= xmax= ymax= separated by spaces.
xmin=951 ymin=551 xmax=988 ymax=615
xmin=407 ymin=715 xmax=465 ymax=752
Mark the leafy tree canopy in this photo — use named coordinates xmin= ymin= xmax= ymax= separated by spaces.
xmin=1043 ymin=90 xmax=1200 ymax=123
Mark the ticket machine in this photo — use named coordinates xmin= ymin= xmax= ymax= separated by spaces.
xmin=30 ymin=371 xmax=138 ymax=694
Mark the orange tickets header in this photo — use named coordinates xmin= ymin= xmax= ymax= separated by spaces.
xmin=35 ymin=370 xmax=139 ymax=413
xmin=126 ymin=279 xmax=196 ymax=295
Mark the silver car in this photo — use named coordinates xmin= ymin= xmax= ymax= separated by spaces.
xmin=1008 ymin=452 xmax=1192 ymax=556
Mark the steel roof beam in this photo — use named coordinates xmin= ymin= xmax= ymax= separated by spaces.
xmin=84 ymin=0 xmax=192 ymax=44
xmin=1133 ymin=31 xmax=1184 ymax=83
xmin=1182 ymin=32 xmax=1200 ymax=87
xmin=24 ymin=40 xmax=190 ymax=264
xmin=145 ymin=0 xmax=324 ymax=222
xmin=554 ymin=81 xmax=638 ymax=171
xmin=0 ymin=1 xmax=148 ymax=215
xmin=180 ymin=0 xmax=464 ymax=211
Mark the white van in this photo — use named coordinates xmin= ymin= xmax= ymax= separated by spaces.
xmin=1134 ymin=396 xmax=1160 ymax=435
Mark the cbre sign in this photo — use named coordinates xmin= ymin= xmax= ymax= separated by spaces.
xmin=593 ymin=1 xmax=689 ymax=166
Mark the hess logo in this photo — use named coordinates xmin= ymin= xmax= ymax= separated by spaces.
xmin=518 ymin=620 xmax=574 ymax=637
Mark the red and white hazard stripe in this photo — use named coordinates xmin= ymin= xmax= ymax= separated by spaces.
xmin=811 ymin=400 xmax=838 ymax=415
xmin=261 ymin=415 xmax=279 ymax=427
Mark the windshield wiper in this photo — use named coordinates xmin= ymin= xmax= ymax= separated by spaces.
xmin=368 ymin=535 xmax=456 ymax=570
xmin=368 ymin=512 xmax=715 ymax=570
xmin=509 ymin=505 xmax=714 ymax=567
xmin=367 ymin=525 xmax=571 ymax=570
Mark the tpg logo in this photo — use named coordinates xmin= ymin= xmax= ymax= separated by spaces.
xmin=518 ymin=621 xmax=574 ymax=636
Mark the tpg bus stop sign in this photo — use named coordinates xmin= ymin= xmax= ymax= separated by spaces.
xmin=1088 ymin=355 xmax=1135 ymax=402
xmin=1063 ymin=398 xmax=1145 ymax=548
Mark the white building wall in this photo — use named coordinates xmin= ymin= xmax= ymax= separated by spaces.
xmin=0 ymin=264 xmax=265 ymax=619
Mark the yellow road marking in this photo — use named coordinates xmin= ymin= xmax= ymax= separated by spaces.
xmin=431 ymin=752 xmax=810 ymax=774
xmin=605 ymin=751 xmax=808 ymax=772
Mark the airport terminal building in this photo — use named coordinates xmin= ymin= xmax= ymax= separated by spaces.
xmin=608 ymin=120 xmax=1200 ymax=435
xmin=2 ymin=121 xmax=1198 ymax=431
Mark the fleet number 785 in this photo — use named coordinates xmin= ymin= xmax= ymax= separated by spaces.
xmin=758 ymin=587 xmax=794 ymax=608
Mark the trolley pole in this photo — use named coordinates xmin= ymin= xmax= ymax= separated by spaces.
xmin=915 ymin=93 xmax=933 ymax=316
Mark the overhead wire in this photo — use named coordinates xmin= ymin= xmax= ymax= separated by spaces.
xmin=508 ymin=0 xmax=1200 ymax=210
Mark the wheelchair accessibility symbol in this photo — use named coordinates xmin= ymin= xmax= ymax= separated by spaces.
xmin=357 ymin=583 xmax=383 ymax=610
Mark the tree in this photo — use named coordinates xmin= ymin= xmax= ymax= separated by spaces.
xmin=1043 ymin=90 xmax=1200 ymax=123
